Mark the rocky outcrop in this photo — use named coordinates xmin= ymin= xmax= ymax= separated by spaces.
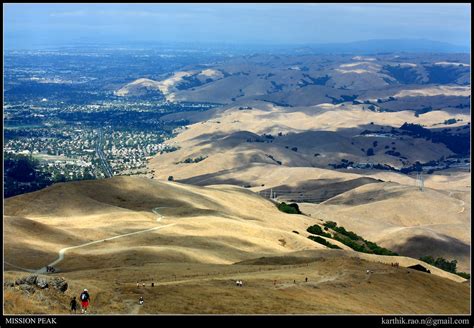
xmin=49 ymin=277 xmax=68 ymax=292
xmin=36 ymin=277 xmax=49 ymax=289
xmin=11 ymin=275 xmax=67 ymax=293
xmin=25 ymin=275 xmax=37 ymax=285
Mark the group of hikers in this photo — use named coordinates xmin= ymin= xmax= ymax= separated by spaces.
xmin=70 ymin=289 xmax=91 ymax=314
xmin=137 ymin=281 xmax=154 ymax=287
xmin=391 ymin=262 xmax=400 ymax=267
xmin=273 ymin=277 xmax=309 ymax=286
xmin=136 ymin=282 xmax=151 ymax=305
xmin=235 ymin=280 xmax=244 ymax=287
xmin=45 ymin=265 xmax=56 ymax=273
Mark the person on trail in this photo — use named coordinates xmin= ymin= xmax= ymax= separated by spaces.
xmin=139 ymin=296 xmax=144 ymax=305
xmin=137 ymin=281 xmax=140 ymax=288
xmin=305 ymin=277 xmax=308 ymax=282
xmin=70 ymin=297 xmax=77 ymax=314
xmin=80 ymin=289 xmax=91 ymax=314
xmin=142 ymin=282 xmax=146 ymax=287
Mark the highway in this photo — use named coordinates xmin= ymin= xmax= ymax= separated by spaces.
xmin=96 ymin=129 xmax=114 ymax=178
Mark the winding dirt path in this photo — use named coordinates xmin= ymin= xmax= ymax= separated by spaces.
xmin=5 ymin=207 xmax=175 ymax=274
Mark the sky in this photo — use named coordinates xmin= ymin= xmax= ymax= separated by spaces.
xmin=3 ymin=3 xmax=471 ymax=49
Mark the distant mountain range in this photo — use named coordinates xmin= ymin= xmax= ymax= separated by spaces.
xmin=6 ymin=39 xmax=470 ymax=54
xmin=294 ymin=39 xmax=470 ymax=54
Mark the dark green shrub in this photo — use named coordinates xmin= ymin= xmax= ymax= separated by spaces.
xmin=365 ymin=240 xmax=398 ymax=256
xmin=307 ymin=225 xmax=332 ymax=238
xmin=326 ymin=224 xmax=360 ymax=241
xmin=420 ymin=256 xmax=458 ymax=274
xmin=277 ymin=202 xmax=301 ymax=214
xmin=457 ymin=272 xmax=470 ymax=280
xmin=334 ymin=235 xmax=367 ymax=252
xmin=322 ymin=220 xmax=397 ymax=255
xmin=308 ymin=236 xmax=341 ymax=249
xmin=323 ymin=221 xmax=338 ymax=229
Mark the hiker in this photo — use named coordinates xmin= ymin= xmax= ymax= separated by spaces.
xmin=273 ymin=280 xmax=276 ymax=286
xmin=151 ymin=282 xmax=154 ymax=287
xmin=80 ymin=288 xmax=91 ymax=314
xmin=240 ymin=280 xmax=243 ymax=287
xmin=235 ymin=280 xmax=239 ymax=287
xmin=305 ymin=277 xmax=308 ymax=282
xmin=70 ymin=296 xmax=77 ymax=314
xmin=139 ymin=296 xmax=144 ymax=305
xmin=294 ymin=279 xmax=296 ymax=284
xmin=136 ymin=281 xmax=140 ymax=288
xmin=366 ymin=269 xmax=370 ymax=274
xmin=142 ymin=282 xmax=146 ymax=287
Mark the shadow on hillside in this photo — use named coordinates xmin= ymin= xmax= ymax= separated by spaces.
xmin=392 ymin=234 xmax=470 ymax=265
xmin=71 ymin=177 xmax=229 ymax=213
xmin=322 ymin=185 xmax=406 ymax=206
xmin=260 ymin=177 xmax=381 ymax=204
xmin=53 ymin=234 xmax=284 ymax=272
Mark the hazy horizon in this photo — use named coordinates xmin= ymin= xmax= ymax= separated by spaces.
xmin=4 ymin=3 xmax=471 ymax=50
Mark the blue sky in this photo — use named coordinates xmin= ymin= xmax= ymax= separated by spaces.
xmin=3 ymin=3 xmax=471 ymax=49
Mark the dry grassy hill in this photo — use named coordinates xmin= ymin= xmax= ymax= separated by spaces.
xmin=115 ymin=53 xmax=470 ymax=107
xmin=148 ymin=102 xmax=468 ymax=181
xmin=4 ymin=176 xmax=322 ymax=271
xmin=3 ymin=176 xmax=469 ymax=314
xmin=299 ymin=182 xmax=471 ymax=272
xmin=146 ymin=100 xmax=470 ymax=277
xmin=5 ymin=255 xmax=470 ymax=314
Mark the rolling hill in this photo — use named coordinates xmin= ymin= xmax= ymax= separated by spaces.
xmin=3 ymin=176 xmax=469 ymax=314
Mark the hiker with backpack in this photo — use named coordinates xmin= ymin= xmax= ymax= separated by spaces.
xmin=80 ymin=289 xmax=91 ymax=314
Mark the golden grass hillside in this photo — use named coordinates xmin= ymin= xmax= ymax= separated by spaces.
xmin=4 ymin=176 xmax=469 ymax=314
xmin=146 ymin=101 xmax=470 ymax=276
xmin=4 ymin=254 xmax=470 ymax=314
xmin=148 ymin=102 xmax=468 ymax=185
xmin=299 ymin=182 xmax=471 ymax=272
xmin=4 ymin=176 xmax=322 ymax=272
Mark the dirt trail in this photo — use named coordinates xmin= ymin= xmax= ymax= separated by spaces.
xmin=4 ymin=207 xmax=174 ymax=274
xmin=124 ymin=299 xmax=141 ymax=314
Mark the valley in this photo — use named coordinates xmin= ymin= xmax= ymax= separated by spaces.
xmin=3 ymin=47 xmax=471 ymax=315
